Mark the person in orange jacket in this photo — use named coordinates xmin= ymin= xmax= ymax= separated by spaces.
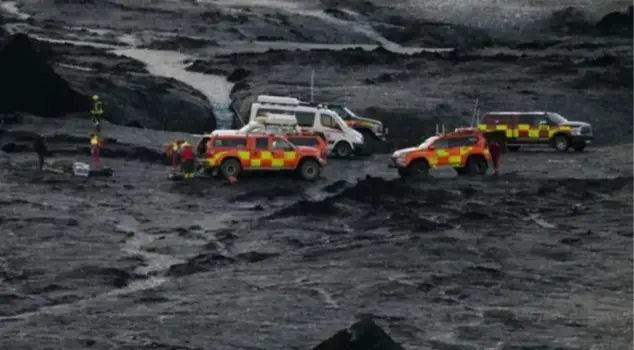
xmin=179 ymin=141 xmax=195 ymax=178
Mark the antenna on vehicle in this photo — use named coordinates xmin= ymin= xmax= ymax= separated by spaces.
xmin=310 ymin=69 xmax=315 ymax=103
xmin=470 ymin=97 xmax=480 ymax=127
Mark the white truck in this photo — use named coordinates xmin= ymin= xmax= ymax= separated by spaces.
xmin=247 ymin=95 xmax=365 ymax=157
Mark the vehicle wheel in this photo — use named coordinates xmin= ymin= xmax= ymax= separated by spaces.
xmin=573 ymin=145 xmax=586 ymax=152
xmin=553 ymin=135 xmax=570 ymax=152
xmin=298 ymin=159 xmax=321 ymax=181
xmin=403 ymin=160 xmax=429 ymax=179
xmin=220 ymin=158 xmax=242 ymax=178
xmin=466 ymin=156 xmax=488 ymax=175
xmin=507 ymin=145 xmax=520 ymax=152
xmin=334 ymin=142 xmax=353 ymax=158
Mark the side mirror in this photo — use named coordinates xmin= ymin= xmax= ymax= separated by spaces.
xmin=427 ymin=145 xmax=435 ymax=151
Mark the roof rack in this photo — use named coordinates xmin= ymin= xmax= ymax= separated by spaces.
xmin=242 ymin=113 xmax=302 ymax=135
xmin=256 ymin=95 xmax=300 ymax=106
xmin=452 ymin=127 xmax=480 ymax=134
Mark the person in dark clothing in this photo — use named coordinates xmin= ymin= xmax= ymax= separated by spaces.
xmin=33 ymin=135 xmax=47 ymax=172
xmin=488 ymin=139 xmax=501 ymax=176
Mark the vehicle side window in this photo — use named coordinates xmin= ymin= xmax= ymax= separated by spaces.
xmin=483 ymin=114 xmax=512 ymax=125
xmin=295 ymin=112 xmax=316 ymax=127
xmin=448 ymin=137 xmax=476 ymax=148
xmin=433 ymin=139 xmax=449 ymax=149
xmin=287 ymin=137 xmax=317 ymax=147
xmin=272 ymin=138 xmax=293 ymax=151
xmin=320 ymin=114 xmax=340 ymax=129
xmin=215 ymin=137 xmax=247 ymax=148
xmin=517 ymin=114 xmax=536 ymax=125
xmin=536 ymin=116 xmax=551 ymax=125
xmin=254 ymin=137 xmax=269 ymax=149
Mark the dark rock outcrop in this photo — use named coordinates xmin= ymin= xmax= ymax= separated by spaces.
xmin=312 ymin=318 xmax=405 ymax=350
xmin=596 ymin=6 xmax=633 ymax=36
xmin=0 ymin=34 xmax=218 ymax=133
xmin=226 ymin=68 xmax=250 ymax=83
xmin=46 ymin=42 xmax=218 ymax=133
xmin=0 ymin=33 xmax=90 ymax=118
xmin=544 ymin=7 xmax=593 ymax=34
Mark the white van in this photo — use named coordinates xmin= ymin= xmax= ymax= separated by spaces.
xmin=248 ymin=95 xmax=365 ymax=157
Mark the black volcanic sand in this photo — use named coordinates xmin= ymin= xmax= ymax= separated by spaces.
xmin=0 ymin=1 xmax=633 ymax=349
xmin=0 ymin=143 xmax=631 ymax=349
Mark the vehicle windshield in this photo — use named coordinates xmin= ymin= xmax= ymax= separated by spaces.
xmin=343 ymin=107 xmax=357 ymax=118
xmin=325 ymin=112 xmax=347 ymax=129
xmin=418 ymin=136 xmax=439 ymax=149
xmin=547 ymin=112 xmax=568 ymax=124
xmin=328 ymin=106 xmax=348 ymax=119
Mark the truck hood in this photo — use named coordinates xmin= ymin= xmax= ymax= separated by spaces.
xmin=561 ymin=121 xmax=591 ymax=127
xmin=392 ymin=147 xmax=418 ymax=157
xmin=354 ymin=116 xmax=382 ymax=126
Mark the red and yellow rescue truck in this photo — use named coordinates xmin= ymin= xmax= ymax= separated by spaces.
xmin=202 ymin=129 xmax=326 ymax=181
xmin=389 ymin=127 xmax=492 ymax=178
xmin=478 ymin=111 xmax=593 ymax=152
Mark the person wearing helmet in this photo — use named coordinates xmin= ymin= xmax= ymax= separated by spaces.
xmin=179 ymin=141 xmax=195 ymax=179
xmin=90 ymin=95 xmax=104 ymax=134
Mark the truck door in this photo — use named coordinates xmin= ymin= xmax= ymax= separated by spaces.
xmin=535 ymin=115 xmax=552 ymax=141
xmin=318 ymin=112 xmax=343 ymax=147
xmin=517 ymin=114 xmax=537 ymax=141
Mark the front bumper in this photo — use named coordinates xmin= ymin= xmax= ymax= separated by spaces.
xmin=570 ymin=135 xmax=593 ymax=146
xmin=387 ymin=157 xmax=403 ymax=169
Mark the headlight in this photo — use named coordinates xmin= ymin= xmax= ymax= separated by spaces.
xmin=570 ymin=128 xmax=581 ymax=135
xmin=395 ymin=154 xmax=406 ymax=165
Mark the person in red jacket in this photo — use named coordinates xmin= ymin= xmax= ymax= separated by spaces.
xmin=179 ymin=141 xmax=195 ymax=178
xmin=89 ymin=133 xmax=103 ymax=169
xmin=488 ymin=139 xmax=502 ymax=176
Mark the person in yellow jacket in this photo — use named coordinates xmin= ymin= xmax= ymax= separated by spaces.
xmin=90 ymin=95 xmax=104 ymax=134
xmin=90 ymin=133 xmax=103 ymax=169
xmin=179 ymin=141 xmax=196 ymax=178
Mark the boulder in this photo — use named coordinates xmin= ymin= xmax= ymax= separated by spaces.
xmin=596 ymin=6 xmax=633 ymax=35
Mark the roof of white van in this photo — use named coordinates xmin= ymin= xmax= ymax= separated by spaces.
xmin=485 ymin=111 xmax=547 ymax=115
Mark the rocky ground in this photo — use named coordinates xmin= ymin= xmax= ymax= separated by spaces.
xmin=0 ymin=0 xmax=632 ymax=349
